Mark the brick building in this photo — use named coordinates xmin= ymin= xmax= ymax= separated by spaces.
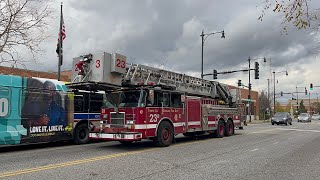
xmin=0 ymin=66 xmax=70 ymax=81
xmin=229 ymin=85 xmax=260 ymax=120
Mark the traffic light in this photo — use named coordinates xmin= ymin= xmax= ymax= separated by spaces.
xmin=248 ymin=94 xmax=251 ymax=102
xmin=237 ymin=80 xmax=242 ymax=87
xmin=254 ymin=62 xmax=259 ymax=79
xmin=310 ymin=83 xmax=313 ymax=90
xmin=280 ymin=91 xmax=283 ymax=96
xmin=249 ymin=83 xmax=252 ymax=90
xmin=305 ymin=88 xmax=307 ymax=95
xmin=213 ymin=69 xmax=217 ymax=79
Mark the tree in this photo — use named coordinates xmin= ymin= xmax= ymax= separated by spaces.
xmin=0 ymin=0 xmax=51 ymax=67
xmin=299 ymin=100 xmax=307 ymax=113
xmin=275 ymin=101 xmax=285 ymax=112
xmin=259 ymin=91 xmax=269 ymax=113
xmin=259 ymin=91 xmax=271 ymax=119
xmin=311 ymin=102 xmax=320 ymax=113
xmin=259 ymin=0 xmax=318 ymax=31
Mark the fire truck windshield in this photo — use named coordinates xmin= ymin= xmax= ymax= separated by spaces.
xmin=103 ymin=90 xmax=146 ymax=108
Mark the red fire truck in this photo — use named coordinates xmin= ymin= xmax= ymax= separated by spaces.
xmin=80 ymin=56 xmax=245 ymax=147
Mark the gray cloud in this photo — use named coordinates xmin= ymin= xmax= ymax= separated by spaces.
xmin=14 ymin=0 xmax=320 ymax=101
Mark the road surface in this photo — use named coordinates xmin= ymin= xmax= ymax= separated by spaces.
xmin=1 ymin=120 xmax=320 ymax=180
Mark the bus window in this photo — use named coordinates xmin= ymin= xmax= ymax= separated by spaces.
xmin=89 ymin=94 xmax=103 ymax=113
xmin=74 ymin=95 xmax=84 ymax=113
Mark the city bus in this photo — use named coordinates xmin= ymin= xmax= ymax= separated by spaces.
xmin=72 ymin=90 xmax=104 ymax=144
xmin=0 ymin=74 xmax=103 ymax=146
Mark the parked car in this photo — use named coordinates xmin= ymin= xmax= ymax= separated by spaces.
xmin=311 ymin=113 xmax=320 ymax=120
xmin=271 ymin=112 xmax=292 ymax=125
xmin=298 ymin=113 xmax=311 ymax=122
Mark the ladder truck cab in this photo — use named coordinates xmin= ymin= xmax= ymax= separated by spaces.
xmin=69 ymin=52 xmax=244 ymax=147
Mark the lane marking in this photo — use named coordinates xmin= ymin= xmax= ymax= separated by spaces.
xmin=278 ymin=128 xmax=320 ymax=133
xmin=0 ymin=135 xmax=225 ymax=178
xmin=246 ymin=128 xmax=278 ymax=134
xmin=5 ymin=126 xmax=306 ymax=178
xmin=250 ymin=148 xmax=259 ymax=152
xmin=273 ymin=141 xmax=279 ymax=145
xmin=0 ymin=149 xmax=155 ymax=178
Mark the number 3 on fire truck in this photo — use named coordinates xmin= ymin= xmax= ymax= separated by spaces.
xmin=149 ymin=114 xmax=159 ymax=123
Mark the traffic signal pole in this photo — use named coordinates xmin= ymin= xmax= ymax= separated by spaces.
xmin=248 ymin=57 xmax=251 ymax=122
xmin=203 ymin=58 xmax=261 ymax=123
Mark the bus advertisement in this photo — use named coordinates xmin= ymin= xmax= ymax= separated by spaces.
xmin=0 ymin=75 xmax=73 ymax=145
xmin=0 ymin=74 xmax=103 ymax=146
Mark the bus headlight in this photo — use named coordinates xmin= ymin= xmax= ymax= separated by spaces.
xmin=126 ymin=120 xmax=135 ymax=125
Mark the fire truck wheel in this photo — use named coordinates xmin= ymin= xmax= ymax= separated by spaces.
xmin=214 ymin=120 xmax=225 ymax=138
xmin=119 ymin=141 xmax=133 ymax=145
xmin=225 ymin=120 xmax=234 ymax=136
xmin=154 ymin=121 xmax=174 ymax=147
xmin=74 ymin=123 xmax=89 ymax=145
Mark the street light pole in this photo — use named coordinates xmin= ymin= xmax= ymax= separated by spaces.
xmin=296 ymin=86 xmax=299 ymax=113
xmin=273 ymin=71 xmax=276 ymax=115
xmin=201 ymin=31 xmax=204 ymax=79
xmin=200 ymin=30 xmax=225 ymax=79
xmin=267 ymin=78 xmax=270 ymax=111
xmin=273 ymin=70 xmax=288 ymax=115
xmin=248 ymin=57 xmax=252 ymax=122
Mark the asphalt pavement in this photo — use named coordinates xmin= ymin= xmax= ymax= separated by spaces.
xmin=1 ymin=120 xmax=320 ymax=180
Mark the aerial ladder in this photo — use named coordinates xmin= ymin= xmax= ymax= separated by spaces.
xmin=68 ymin=52 xmax=234 ymax=106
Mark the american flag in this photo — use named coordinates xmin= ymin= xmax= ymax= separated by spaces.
xmin=56 ymin=9 xmax=66 ymax=65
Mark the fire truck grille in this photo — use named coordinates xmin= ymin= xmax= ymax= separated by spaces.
xmin=110 ymin=112 xmax=125 ymax=127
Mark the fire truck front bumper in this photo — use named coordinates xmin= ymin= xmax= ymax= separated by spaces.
xmin=89 ymin=132 xmax=142 ymax=141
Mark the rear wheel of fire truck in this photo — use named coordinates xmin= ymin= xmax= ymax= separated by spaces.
xmin=74 ymin=123 xmax=89 ymax=145
xmin=154 ymin=121 xmax=174 ymax=147
xmin=225 ymin=120 xmax=234 ymax=136
xmin=214 ymin=120 xmax=225 ymax=138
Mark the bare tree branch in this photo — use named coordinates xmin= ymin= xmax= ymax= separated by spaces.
xmin=0 ymin=0 xmax=52 ymax=66
xmin=258 ymin=0 xmax=319 ymax=32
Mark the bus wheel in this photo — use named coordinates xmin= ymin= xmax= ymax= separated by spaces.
xmin=225 ymin=120 xmax=234 ymax=136
xmin=214 ymin=120 xmax=225 ymax=138
xmin=74 ymin=123 xmax=89 ymax=144
xmin=154 ymin=121 xmax=174 ymax=147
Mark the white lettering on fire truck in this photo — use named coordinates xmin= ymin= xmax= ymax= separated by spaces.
xmin=149 ymin=114 xmax=160 ymax=123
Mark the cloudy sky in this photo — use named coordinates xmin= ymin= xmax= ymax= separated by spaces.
xmin=14 ymin=0 xmax=320 ymax=102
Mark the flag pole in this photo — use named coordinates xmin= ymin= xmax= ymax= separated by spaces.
xmin=58 ymin=2 xmax=63 ymax=81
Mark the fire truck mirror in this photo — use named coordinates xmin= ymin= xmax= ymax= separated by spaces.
xmin=181 ymin=95 xmax=186 ymax=103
